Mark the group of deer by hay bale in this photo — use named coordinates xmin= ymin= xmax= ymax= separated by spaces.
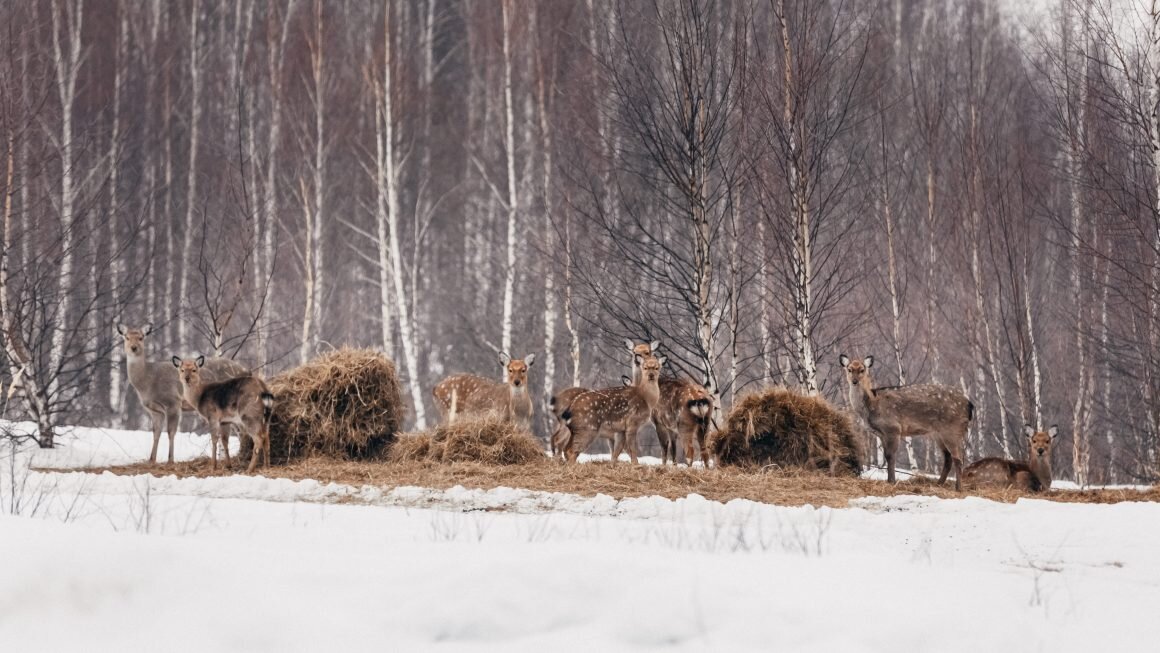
xmin=118 ymin=322 xmax=1056 ymax=493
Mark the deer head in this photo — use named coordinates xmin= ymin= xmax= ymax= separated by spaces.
xmin=839 ymin=354 xmax=873 ymax=387
xmin=1024 ymin=425 xmax=1057 ymax=461
xmin=499 ymin=352 xmax=535 ymax=390
xmin=118 ymin=323 xmax=155 ymax=357
xmin=172 ymin=355 xmax=206 ymax=389
xmin=638 ymin=353 xmax=663 ymax=383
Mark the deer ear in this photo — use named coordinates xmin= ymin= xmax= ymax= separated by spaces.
xmin=171 ymin=356 xmax=182 ymax=369
xmin=116 ymin=323 xmax=127 ymax=336
xmin=1047 ymin=425 xmax=1058 ymax=439
xmin=624 ymin=339 xmax=635 ymax=353
xmin=656 ymin=355 xmax=667 ymax=367
xmin=621 ymin=375 xmax=632 ymax=386
xmin=195 ymin=355 xmax=205 ymax=368
xmin=863 ymin=356 xmax=874 ymax=369
xmin=634 ymin=353 xmax=643 ymax=365
xmin=523 ymin=353 xmax=536 ymax=366
xmin=839 ymin=354 xmax=850 ymax=367
xmin=649 ymin=340 xmax=660 ymax=352
xmin=499 ymin=352 xmax=511 ymax=367
xmin=143 ymin=323 xmax=154 ymax=336
xmin=1024 ymin=425 xmax=1035 ymax=438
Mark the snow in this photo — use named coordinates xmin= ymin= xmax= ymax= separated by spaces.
xmin=1 ymin=422 xmax=1158 ymax=651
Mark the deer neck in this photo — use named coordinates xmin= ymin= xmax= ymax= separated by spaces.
xmin=637 ymin=376 xmax=660 ymax=408
xmin=179 ymin=377 xmax=203 ymax=408
xmin=852 ymin=375 xmax=877 ymax=415
xmin=1028 ymin=453 xmax=1052 ymax=489
xmin=125 ymin=348 xmax=149 ymax=384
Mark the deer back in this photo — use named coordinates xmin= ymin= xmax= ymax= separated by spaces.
xmin=434 ymin=374 xmax=522 ymax=418
xmin=194 ymin=375 xmax=269 ymax=424
xmin=867 ymin=384 xmax=971 ymax=433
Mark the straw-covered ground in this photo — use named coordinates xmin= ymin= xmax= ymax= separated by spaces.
xmin=83 ymin=456 xmax=1160 ymax=508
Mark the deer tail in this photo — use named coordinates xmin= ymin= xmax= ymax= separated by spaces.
xmin=260 ymin=391 xmax=275 ymax=424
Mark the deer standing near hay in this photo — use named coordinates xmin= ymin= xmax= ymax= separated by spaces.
xmin=432 ymin=353 xmax=536 ymax=428
xmin=625 ymin=340 xmax=714 ymax=466
xmin=549 ymin=377 xmax=634 ymax=458
xmin=562 ymin=354 xmax=663 ymax=464
xmin=172 ymin=356 xmax=274 ymax=473
xmin=963 ymin=426 xmax=1056 ymax=492
xmin=118 ymin=324 xmax=247 ymax=464
xmin=840 ymin=354 xmax=972 ymax=490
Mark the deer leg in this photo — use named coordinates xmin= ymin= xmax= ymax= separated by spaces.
xmin=210 ymin=422 xmax=219 ymax=470
xmin=165 ymin=410 xmax=180 ymax=465
xmin=247 ymin=431 xmax=260 ymax=474
xmin=883 ymin=435 xmax=899 ymax=483
xmin=610 ymin=432 xmax=624 ymax=464
xmin=938 ymin=447 xmax=952 ymax=485
xmin=147 ymin=410 xmax=163 ymax=464
xmin=951 ymin=443 xmax=964 ymax=491
xmin=627 ymin=429 xmax=639 ymax=465
xmin=221 ymin=426 xmax=233 ymax=469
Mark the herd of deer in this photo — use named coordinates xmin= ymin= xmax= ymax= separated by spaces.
xmin=116 ymin=324 xmax=1056 ymax=492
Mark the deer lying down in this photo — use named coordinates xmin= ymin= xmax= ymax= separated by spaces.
xmin=964 ymin=426 xmax=1056 ymax=492
xmin=118 ymin=323 xmax=247 ymax=464
xmin=432 ymin=353 xmax=536 ymax=428
xmin=173 ymin=356 xmax=274 ymax=473
xmin=562 ymin=354 xmax=664 ymax=464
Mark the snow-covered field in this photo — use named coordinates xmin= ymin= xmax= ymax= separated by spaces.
xmin=1 ymin=422 xmax=1158 ymax=652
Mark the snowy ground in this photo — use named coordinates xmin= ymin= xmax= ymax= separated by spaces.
xmin=1 ymin=421 xmax=1158 ymax=652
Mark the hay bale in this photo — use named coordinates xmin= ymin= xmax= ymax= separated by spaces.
xmin=262 ymin=348 xmax=405 ymax=463
xmin=709 ymin=387 xmax=863 ymax=475
xmin=390 ymin=416 xmax=545 ymax=465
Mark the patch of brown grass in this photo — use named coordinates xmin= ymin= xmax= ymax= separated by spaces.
xmin=75 ymin=458 xmax=1160 ymax=508
xmin=389 ymin=417 xmax=545 ymax=465
xmin=710 ymin=387 xmax=862 ymax=475
xmin=263 ymin=348 xmax=404 ymax=463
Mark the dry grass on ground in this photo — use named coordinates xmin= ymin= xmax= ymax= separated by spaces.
xmin=76 ymin=457 xmax=1160 ymax=508
xmin=389 ymin=417 xmax=543 ymax=465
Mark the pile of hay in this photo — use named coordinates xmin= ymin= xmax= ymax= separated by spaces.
xmin=389 ymin=416 xmax=545 ymax=465
xmin=709 ymin=387 xmax=863 ymax=475
xmin=262 ymin=348 xmax=405 ymax=463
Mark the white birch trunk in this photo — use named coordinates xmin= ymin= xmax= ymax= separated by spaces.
xmin=178 ymin=0 xmax=201 ymax=347
xmin=500 ymin=0 xmax=519 ymax=359
xmin=108 ymin=3 xmax=128 ymax=413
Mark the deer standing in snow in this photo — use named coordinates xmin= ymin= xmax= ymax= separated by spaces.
xmin=562 ymin=354 xmax=664 ymax=464
xmin=117 ymin=324 xmax=247 ymax=464
xmin=432 ymin=353 xmax=536 ymax=428
xmin=963 ymin=425 xmax=1056 ymax=492
xmin=840 ymin=354 xmax=972 ymax=490
xmin=172 ymin=356 xmax=274 ymax=473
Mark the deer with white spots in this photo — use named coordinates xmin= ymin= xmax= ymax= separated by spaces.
xmin=549 ymin=376 xmax=633 ymax=458
xmin=432 ymin=353 xmax=536 ymax=428
xmin=840 ymin=354 xmax=972 ymax=490
xmin=561 ymin=354 xmax=664 ymax=464
xmin=964 ymin=425 xmax=1057 ymax=492
xmin=625 ymin=340 xmax=715 ymax=465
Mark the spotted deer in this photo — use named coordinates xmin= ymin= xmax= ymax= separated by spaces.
xmin=172 ymin=356 xmax=274 ymax=473
xmin=840 ymin=354 xmax=973 ymax=490
xmin=963 ymin=425 xmax=1056 ymax=492
xmin=117 ymin=324 xmax=247 ymax=464
xmin=624 ymin=340 xmax=714 ymax=466
xmin=432 ymin=353 xmax=536 ymax=428
xmin=549 ymin=377 xmax=633 ymax=458
xmin=562 ymin=354 xmax=664 ymax=464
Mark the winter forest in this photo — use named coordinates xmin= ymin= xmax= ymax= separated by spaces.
xmin=0 ymin=0 xmax=1157 ymax=484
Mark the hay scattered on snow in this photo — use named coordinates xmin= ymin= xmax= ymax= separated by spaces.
xmin=262 ymin=348 xmax=405 ymax=463
xmin=709 ymin=387 xmax=863 ymax=476
xmin=389 ymin=416 xmax=545 ymax=465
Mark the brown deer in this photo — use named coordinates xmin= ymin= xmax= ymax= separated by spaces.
xmin=624 ymin=340 xmax=715 ymax=466
xmin=562 ymin=354 xmax=664 ymax=464
xmin=172 ymin=356 xmax=274 ymax=473
xmin=963 ymin=425 xmax=1056 ymax=492
xmin=840 ymin=354 xmax=973 ymax=490
xmin=549 ymin=377 xmax=633 ymax=458
xmin=655 ymin=377 xmax=715 ymax=466
xmin=432 ymin=353 xmax=536 ymax=428
xmin=117 ymin=324 xmax=247 ymax=464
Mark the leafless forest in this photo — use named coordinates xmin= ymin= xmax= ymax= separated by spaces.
xmin=0 ymin=0 xmax=1157 ymax=483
